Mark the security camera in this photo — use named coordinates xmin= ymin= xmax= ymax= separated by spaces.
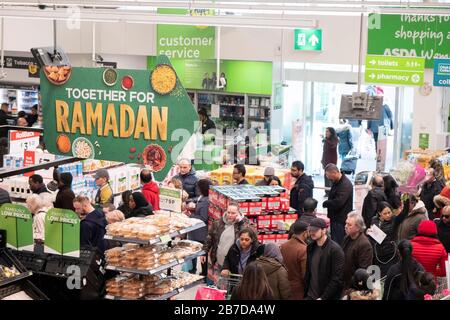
xmin=95 ymin=54 xmax=104 ymax=62
xmin=38 ymin=4 xmax=46 ymax=10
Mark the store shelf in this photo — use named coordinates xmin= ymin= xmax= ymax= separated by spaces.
xmin=103 ymin=221 xmax=206 ymax=245
xmin=105 ymin=251 xmax=205 ymax=276
xmin=0 ymin=156 xmax=81 ymax=179
xmin=248 ymin=117 xmax=268 ymax=121
xmin=104 ymin=279 xmax=204 ymax=301
xmin=220 ymin=104 xmax=245 ymax=107
xmin=0 ymin=271 xmax=33 ymax=288
xmin=249 ymin=105 xmax=271 ymax=109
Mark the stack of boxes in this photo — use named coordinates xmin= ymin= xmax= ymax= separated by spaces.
xmin=209 ymin=185 xmax=297 ymax=245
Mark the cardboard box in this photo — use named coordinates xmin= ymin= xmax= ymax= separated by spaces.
xmin=248 ymin=201 xmax=263 ymax=215
xmin=267 ymin=196 xmax=281 ymax=211
xmin=257 ymin=215 xmax=271 ymax=230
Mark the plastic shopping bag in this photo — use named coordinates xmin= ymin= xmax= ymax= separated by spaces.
xmin=194 ymin=287 xmax=226 ymax=300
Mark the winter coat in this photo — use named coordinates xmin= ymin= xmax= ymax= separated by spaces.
xmin=337 ymin=126 xmax=353 ymax=156
xmin=188 ymin=196 xmax=209 ymax=243
xmin=201 ymin=118 xmax=216 ymax=134
xmin=321 ymin=138 xmax=338 ymax=168
xmin=117 ymin=203 xmax=132 ymax=219
xmin=256 ymin=256 xmax=292 ymax=300
xmin=142 ymin=181 xmax=160 ymax=211
xmin=341 ymin=232 xmax=374 ymax=288
xmin=323 ymin=174 xmax=353 ymax=224
xmin=437 ymin=219 xmax=450 ymax=253
xmin=280 ymin=235 xmax=307 ymax=299
xmin=222 ymin=241 xmax=263 ymax=275
xmin=54 ymin=186 xmax=75 ymax=211
xmin=255 ymin=179 xmax=270 ymax=186
xmin=0 ymin=109 xmax=14 ymax=138
xmin=129 ymin=204 xmax=153 ymax=218
xmin=204 ymin=215 xmax=254 ymax=265
xmin=369 ymin=209 xmax=409 ymax=277
xmin=385 ymin=191 xmax=401 ymax=210
xmin=80 ymin=209 xmax=108 ymax=254
xmin=397 ymin=206 xmax=428 ymax=241
xmin=367 ymin=104 xmax=394 ymax=133
xmin=290 ymin=174 xmax=314 ymax=213
xmin=304 ymin=237 xmax=345 ymax=300
xmin=174 ymin=169 xmax=199 ymax=200
xmin=420 ymin=179 xmax=444 ymax=219
xmin=411 ymin=235 xmax=448 ymax=277
xmin=0 ymin=187 xmax=11 ymax=205
xmin=383 ymin=259 xmax=424 ymax=300
xmin=362 ymin=187 xmax=387 ymax=228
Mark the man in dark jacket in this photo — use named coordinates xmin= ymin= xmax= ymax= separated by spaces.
xmin=29 ymin=174 xmax=50 ymax=195
xmin=174 ymin=158 xmax=199 ymax=200
xmin=54 ymin=172 xmax=75 ymax=211
xmin=26 ymin=105 xmax=39 ymax=127
xmin=341 ymin=212 xmax=373 ymax=288
xmin=323 ymin=164 xmax=353 ymax=245
xmin=362 ymin=175 xmax=387 ymax=228
xmin=198 ymin=108 xmax=216 ymax=134
xmin=437 ymin=206 xmax=450 ymax=253
xmin=0 ymin=103 xmax=14 ymax=138
xmin=73 ymin=195 xmax=107 ymax=254
xmin=290 ymin=161 xmax=314 ymax=214
xmin=298 ymin=197 xmax=318 ymax=225
xmin=304 ymin=218 xmax=345 ymax=300
xmin=233 ymin=164 xmax=249 ymax=185
xmin=0 ymin=187 xmax=11 ymax=205
xmin=420 ymin=168 xmax=445 ymax=220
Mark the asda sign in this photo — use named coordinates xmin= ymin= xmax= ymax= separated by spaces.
xmin=368 ymin=14 xmax=450 ymax=68
xmin=157 ymin=9 xmax=215 ymax=59
xmin=41 ymin=55 xmax=198 ymax=181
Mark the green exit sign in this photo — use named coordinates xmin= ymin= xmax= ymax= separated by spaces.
xmin=294 ymin=29 xmax=322 ymax=51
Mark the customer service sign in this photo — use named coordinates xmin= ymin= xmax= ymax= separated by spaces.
xmin=40 ymin=55 xmax=199 ymax=181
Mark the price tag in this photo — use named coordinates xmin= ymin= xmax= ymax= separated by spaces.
xmin=104 ymin=235 xmax=112 ymax=240
xmin=160 ymin=235 xmax=172 ymax=244
xmin=160 ymin=273 xmax=167 ymax=279
xmin=178 ymin=259 xmax=184 ymax=264
xmin=178 ymin=287 xmax=184 ymax=293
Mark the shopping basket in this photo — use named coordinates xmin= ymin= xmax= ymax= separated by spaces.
xmin=217 ymin=274 xmax=243 ymax=300
xmin=194 ymin=286 xmax=226 ymax=300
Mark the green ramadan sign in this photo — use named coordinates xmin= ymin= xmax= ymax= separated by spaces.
xmin=0 ymin=204 xmax=33 ymax=251
xmin=368 ymin=14 xmax=450 ymax=68
xmin=44 ymin=208 xmax=80 ymax=257
xmin=40 ymin=55 xmax=199 ymax=181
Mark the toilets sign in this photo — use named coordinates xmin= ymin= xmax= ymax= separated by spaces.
xmin=294 ymin=29 xmax=322 ymax=51
xmin=433 ymin=59 xmax=450 ymax=87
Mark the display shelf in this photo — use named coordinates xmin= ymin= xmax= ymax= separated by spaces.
xmin=248 ymin=116 xmax=268 ymax=121
xmin=103 ymin=221 xmax=206 ymax=245
xmin=104 ymin=279 xmax=204 ymax=301
xmin=0 ymin=271 xmax=33 ymax=288
xmin=105 ymin=251 xmax=205 ymax=276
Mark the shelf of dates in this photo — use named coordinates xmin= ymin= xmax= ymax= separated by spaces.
xmin=105 ymin=250 xmax=206 ymax=276
xmin=103 ymin=221 xmax=206 ymax=245
xmin=104 ymin=279 xmax=204 ymax=301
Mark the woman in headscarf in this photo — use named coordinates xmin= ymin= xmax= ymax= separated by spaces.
xmin=128 ymin=192 xmax=153 ymax=217
xmin=256 ymin=243 xmax=292 ymax=300
xmin=201 ymin=202 xmax=255 ymax=284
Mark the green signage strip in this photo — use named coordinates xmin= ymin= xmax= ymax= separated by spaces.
xmin=45 ymin=208 xmax=80 ymax=257
xmin=294 ymin=29 xmax=322 ymax=51
xmin=0 ymin=204 xmax=33 ymax=251
xmin=419 ymin=133 xmax=429 ymax=149
xmin=41 ymin=55 xmax=198 ymax=181
xmin=367 ymin=14 xmax=450 ymax=68
xmin=365 ymin=55 xmax=425 ymax=86
xmin=148 ymin=57 xmax=273 ymax=95
xmin=157 ymin=8 xmax=215 ymax=60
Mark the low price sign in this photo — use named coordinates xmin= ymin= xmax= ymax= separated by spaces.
xmin=159 ymin=187 xmax=182 ymax=212
xmin=365 ymin=55 xmax=425 ymax=86
xmin=40 ymin=55 xmax=199 ymax=181
xmin=44 ymin=208 xmax=80 ymax=257
xmin=0 ymin=204 xmax=33 ymax=251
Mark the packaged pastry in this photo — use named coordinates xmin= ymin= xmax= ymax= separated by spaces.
xmin=174 ymin=240 xmax=203 ymax=252
xmin=105 ymin=247 xmax=124 ymax=259
xmin=123 ymin=243 xmax=140 ymax=250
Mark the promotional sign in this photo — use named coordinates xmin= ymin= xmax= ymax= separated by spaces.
xmin=157 ymin=8 xmax=215 ymax=60
xmin=44 ymin=208 xmax=80 ymax=257
xmin=40 ymin=55 xmax=198 ymax=181
xmin=0 ymin=204 xmax=33 ymax=251
xmin=9 ymin=130 xmax=40 ymax=155
xmin=434 ymin=59 xmax=450 ymax=87
xmin=159 ymin=187 xmax=183 ymax=212
xmin=294 ymin=29 xmax=322 ymax=51
xmin=23 ymin=150 xmax=36 ymax=177
xmin=419 ymin=133 xmax=430 ymax=149
xmin=367 ymin=14 xmax=450 ymax=68
xmin=365 ymin=55 xmax=425 ymax=86
xmin=148 ymin=57 xmax=273 ymax=95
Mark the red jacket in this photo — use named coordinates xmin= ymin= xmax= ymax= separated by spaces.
xmin=142 ymin=182 xmax=160 ymax=211
xmin=411 ymin=235 xmax=448 ymax=277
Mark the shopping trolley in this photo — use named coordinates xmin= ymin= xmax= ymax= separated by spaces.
xmin=217 ymin=274 xmax=243 ymax=300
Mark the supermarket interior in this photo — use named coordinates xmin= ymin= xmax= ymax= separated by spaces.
xmin=0 ymin=0 xmax=450 ymax=304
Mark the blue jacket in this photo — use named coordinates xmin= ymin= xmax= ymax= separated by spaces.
xmin=175 ymin=169 xmax=199 ymax=200
xmin=188 ymin=196 xmax=209 ymax=243
xmin=80 ymin=209 xmax=108 ymax=254
xmin=367 ymin=104 xmax=393 ymax=133
xmin=337 ymin=127 xmax=353 ymax=155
